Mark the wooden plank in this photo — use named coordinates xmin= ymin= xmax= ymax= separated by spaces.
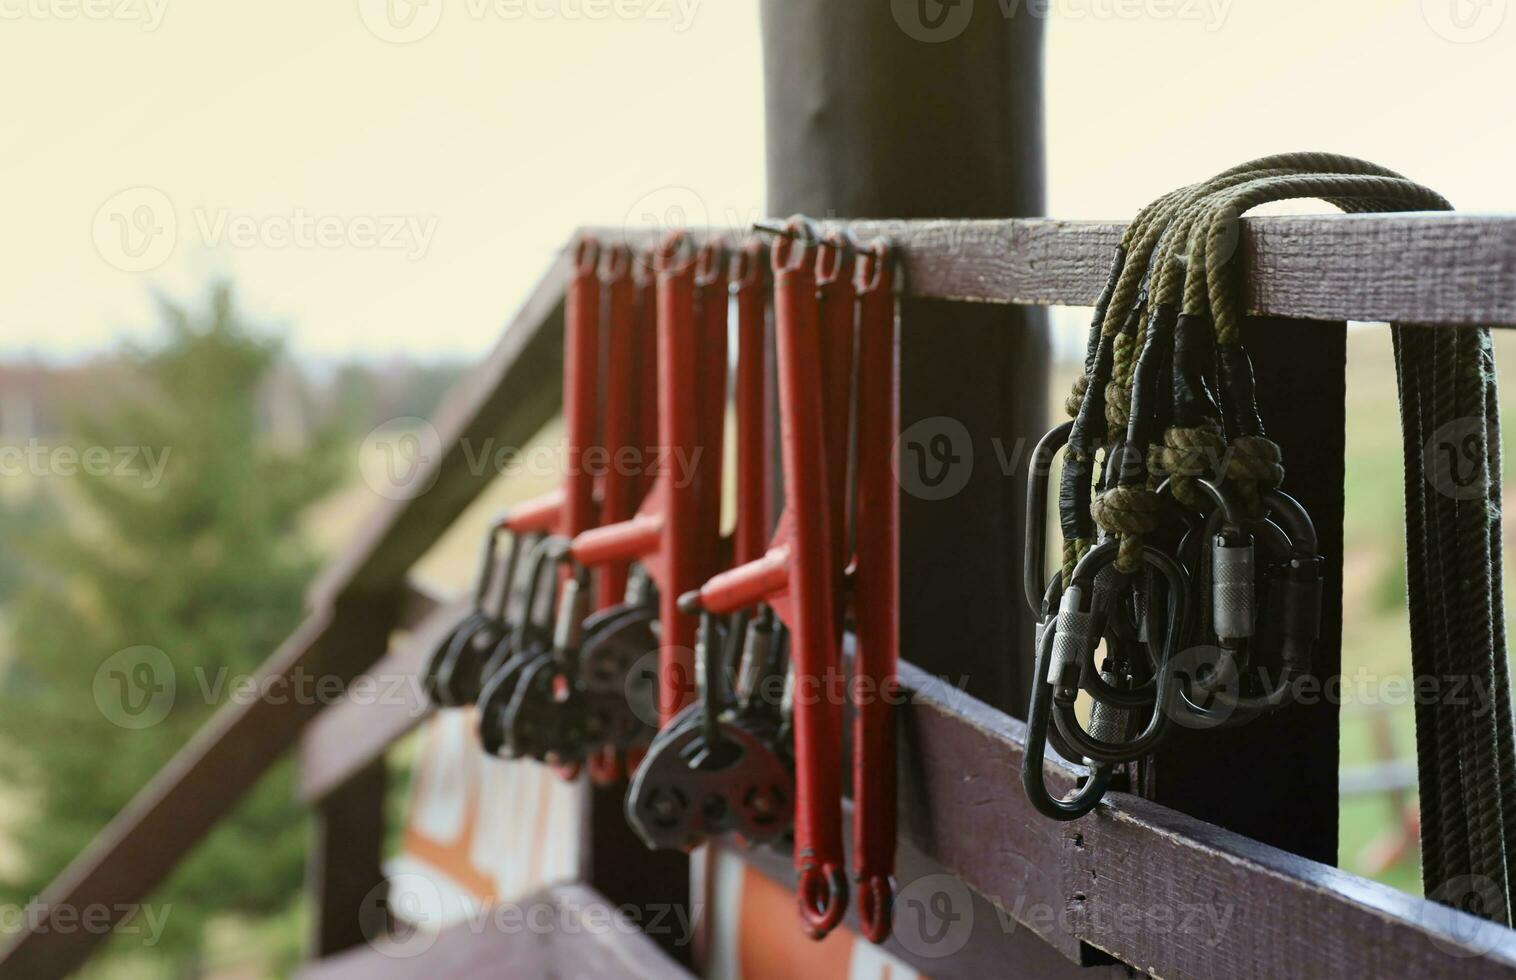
xmin=0 ymin=596 xmax=397 ymax=979
xmin=308 ymin=760 xmax=388 ymax=958
xmin=292 ymin=598 xmax=1516 ymax=979
xmin=852 ymin=212 xmax=1516 ymax=327
xmin=1138 ymin=314 xmax=1346 ymax=864
xmin=606 ymin=212 xmax=1516 ymax=327
xmin=734 ymin=831 xmax=1125 ymax=978
xmin=298 ymin=592 xmax=461 ymax=804
xmin=898 ymin=660 xmax=1516 ymax=979
xmin=296 ymin=884 xmax=690 ymax=980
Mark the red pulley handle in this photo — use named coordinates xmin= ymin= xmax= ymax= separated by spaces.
xmin=563 ymin=234 xmax=728 ymax=727
xmin=732 ymin=239 xmax=771 ymax=567
xmin=595 ymin=243 xmax=643 ymax=610
xmin=815 ymin=233 xmax=856 ymax=603
xmin=563 ymin=235 xmax=601 ymax=544
xmin=552 ymin=234 xmax=605 ymax=783
xmin=685 ymin=223 xmax=850 ymax=937
xmin=774 ymin=226 xmax=848 ymax=938
xmin=851 ymin=241 xmax=898 ymax=944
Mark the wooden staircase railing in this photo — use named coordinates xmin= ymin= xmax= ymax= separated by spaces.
xmin=6 ymin=213 xmax=1516 ymax=979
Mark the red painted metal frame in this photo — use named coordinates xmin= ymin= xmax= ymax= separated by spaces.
xmin=690 ymin=225 xmax=850 ymax=939
xmin=850 ymin=241 xmax=898 ymax=943
xmin=732 ymin=240 xmax=772 ymax=567
xmin=567 ymin=233 xmax=728 ymax=725
xmin=596 ymin=243 xmax=641 ymax=609
xmin=562 ymin=236 xmax=602 ymax=544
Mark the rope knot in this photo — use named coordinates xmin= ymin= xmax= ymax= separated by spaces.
xmin=1064 ymin=374 xmax=1090 ymax=419
xmin=1091 ymin=487 xmax=1162 ymax=576
xmin=1091 ymin=486 xmax=1162 ymax=536
xmin=1224 ymin=436 xmax=1284 ymax=487
xmin=1223 ymin=436 xmax=1283 ymax=521
xmin=1150 ymin=426 xmax=1225 ymax=512
xmin=1105 ymin=380 xmax=1131 ymax=428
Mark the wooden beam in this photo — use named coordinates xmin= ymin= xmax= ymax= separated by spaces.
xmin=603 ymin=212 xmax=1516 ymax=327
xmin=733 ymin=831 xmax=1127 ymax=978
xmin=899 ymin=661 xmax=1516 ymax=979
xmin=297 ymin=591 xmax=460 ymax=804
xmin=1138 ymin=313 xmax=1347 ymax=863
xmin=307 ymin=760 xmax=388 ymax=958
xmin=288 ymin=593 xmax=1516 ymax=979
xmin=758 ymin=0 xmax=1048 ymax=724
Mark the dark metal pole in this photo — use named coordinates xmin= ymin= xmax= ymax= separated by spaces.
xmin=761 ymin=0 xmax=1048 ymax=714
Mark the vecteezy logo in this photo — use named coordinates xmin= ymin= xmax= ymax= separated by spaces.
xmin=1165 ymin=644 xmax=1240 ymax=730
xmin=891 ymin=0 xmax=974 ymax=43
xmin=1424 ymin=417 xmax=1488 ymax=501
xmin=93 ymin=187 xmax=177 ymax=273
xmin=359 ymin=416 xmax=443 ymax=501
xmin=357 ymin=0 xmax=443 ymax=43
xmin=361 ymin=873 xmax=444 ymax=958
xmin=1422 ymin=0 xmax=1507 ymax=42
xmin=94 ymin=646 xmax=175 ymax=729
xmin=625 ymin=650 xmax=663 ymax=728
xmin=893 ymin=416 xmax=973 ymax=501
xmin=892 ymin=872 xmax=974 ymax=958
xmin=1423 ymin=875 xmax=1507 ymax=956
xmin=621 ymin=186 xmax=710 ymax=268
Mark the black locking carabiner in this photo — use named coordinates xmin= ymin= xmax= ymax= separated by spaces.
xmin=1048 ymin=541 xmax=1189 ymax=766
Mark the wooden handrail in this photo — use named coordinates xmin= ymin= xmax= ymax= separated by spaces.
xmin=301 ymin=583 xmax=1516 ymax=978
xmin=8 ymin=210 xmax=1516 ymax=978
xmin=606 ymin=212 xmax=1516 ymax=327
xmin=0 ymin=250 xmax=572 ymax=978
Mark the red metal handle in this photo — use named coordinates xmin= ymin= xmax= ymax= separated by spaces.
xmin=597 ymin=244 xmax=640 ymax=609
xmin=634 ymin=254 xmax=660 ymax=502
xmin=501 ymin=490 xmax=565 ymax=535
xmin=655 ymin=233 xmax=723 ymax=724
xmin=732 ymin=240 xmax=771 ymax=568
xmin=816 ymin=233 xmax=856 ymax=597
xmin=851 ymin=241 xmax=898 ymax=944
xmin=771 ymin=227 xmax=847 ymax=939
xmin=695 ymin=242 xmax=730 ymax=566
xmin=563 ymin=236 xmax=602 ymax=542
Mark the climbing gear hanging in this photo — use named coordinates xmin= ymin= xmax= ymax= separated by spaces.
xmin=624 ymin=233 xmax=795 ymax=856
xmin=480 ymin=233 xmax=731 ymax=770
xmin=1019 ymin=152 xmax=1516 ymax=929
xmin=644 ymin=221 xmax=902 ymax=944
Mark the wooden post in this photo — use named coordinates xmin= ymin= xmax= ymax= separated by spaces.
xmin=307 ymin=761 xmax=389 ymax=958
xmin=583 ymin=780 xmax=693 ymax=967
xmin=1140 ymin=313 xmax=1346 ymax=863
xmin=760 ymin=0 xmax=1048 ymax=714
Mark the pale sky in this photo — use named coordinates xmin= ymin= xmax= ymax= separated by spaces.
xmin=1 ymin=0 xmax=1511 ymax=362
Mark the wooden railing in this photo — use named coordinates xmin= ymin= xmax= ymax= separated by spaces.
xmin=5 ymin=213 xmax=1516 ymax=979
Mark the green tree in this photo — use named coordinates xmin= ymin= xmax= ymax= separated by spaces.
xmin=0 ymin=284 xmax=343 ymax=969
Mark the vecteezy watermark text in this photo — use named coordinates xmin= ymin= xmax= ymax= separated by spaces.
xmin=0 ymin=441 xmax=171 ymax=488
xmin=891 ymin=0 xmax=1233 ymax=44
xmin=358 ymin=416 xmax=703 ymax=501
xmin=357 ymin=0 xmax=700 ymax=44
xmin=0 ymin=900 xmax=171 ymax=947
xmin=0 ymin=0 xmax=168 ymax=30
xmin=93 ymin=187 xmax=438 ymax=273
